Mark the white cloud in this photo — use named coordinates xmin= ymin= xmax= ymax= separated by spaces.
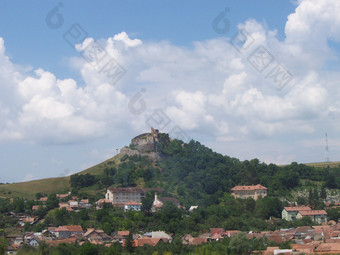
xmin=0 ymin=0 xmax=340 ymax=166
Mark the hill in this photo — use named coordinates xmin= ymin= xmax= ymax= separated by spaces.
xmin=1 ymin=129 xmax=340 ymax=202
xmin=0 ymin=176 xmax=70 ymax=200
xmin=0 ymin=129 xmax=160 ymax=199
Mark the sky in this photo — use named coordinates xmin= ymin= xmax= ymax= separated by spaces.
xmin=1 ymin=0 xmax=340 ymax=183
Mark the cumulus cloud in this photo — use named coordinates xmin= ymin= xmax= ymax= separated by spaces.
xmin=0 ymin=0 xmax=340 ymax=167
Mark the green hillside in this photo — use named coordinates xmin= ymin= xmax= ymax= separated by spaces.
xmin=0 ymin=176 xmax=70 ymax=200
xmin=0 ymin=153 xmax=124 ymax=199
xmin=1 ymin=132 xmax=340 ymax=202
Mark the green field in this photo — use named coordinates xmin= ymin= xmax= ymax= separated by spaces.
xmin=304 ymin=161 xmax=340 ymax=168
xmin=0 ymin=153 xmax=123 ymax=199
xmin=0 ymin=176 xmax=70 ymax=200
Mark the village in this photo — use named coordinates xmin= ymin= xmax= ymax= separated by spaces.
xmin=3 ymin=185 xmax=340 ymax=254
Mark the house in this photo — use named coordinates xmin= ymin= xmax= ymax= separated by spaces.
xmin=56 ymin=193 xmax=70 ymax=199
xmin=189 ymin=206 xmax=198 ymax=212
xmin=46 ymin=237 xmax=77 ymax=246
xmin=59 ymin=202 xmax=73 ymax=212
xmin=132 ymin=238 xmax=168 ymax=247
xmin=187 ymin=237 xmax=207 ymax=245
xmin=152 ymin=193 xmax=181 ymax=212
xmin=95 ymin=199 xmax=112 ymax=210
xmin=54 ymin=225 xmax=83 ymax=239
xmin=79 ymin=199 xmax=91 ymax=209
xmin=39 ymin=197 xmax=48 ymax=203
xmin=296 ymin=210 xmax=328 ymax=224
xmin=124 ymin=201 xmax=141 ymax=212
xmin=113 ymin=231 xmax=130 ymax=244
xmin=230 ymin=184 xmax=267 ymax=200
xmin=32 ymin=205 xmax=45 ymax=211
xmin=315 ymin=243 xmax=340 ymax=253
xmin=18 ymin=217 xmax=37 ymax=227
xmin=27 ymin=237 xmax=41 ymax=247
xmin=143 ymin=231 xmax=172 ymax=242
xmin=105 ymin=187 xmax=162 ymax=205
xmin=282 ymin=206 xmax=312 ymax=221
xmin=84 ymin=228 xmax=111 ymax=242
xmin=68 ymin=200 xmax=79 ymax=209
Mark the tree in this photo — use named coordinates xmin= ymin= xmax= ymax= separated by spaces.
xmin=0 ymin=237 xmax=7 ymax=255
xmin=141 ymin=192 xmax=154 ymax=214
xmin=46 ymin=193 xmax=59 ymax=210
xmin=229 ymin=232 xmax=253 ymax=255
xmin=78 ymin=242 xmax=99 ymax=255
xmin=320 ymin=185 xmax=327 ymax=200
xmin=35 ymin=192 xmax=44 ymax=200
xmin=124 ymin=232 xmax=134 ymax=253
xmin=103 ymin=222 xmax=112 ymax=235
xmin=37 ymin=241 xmax=49 ymax=255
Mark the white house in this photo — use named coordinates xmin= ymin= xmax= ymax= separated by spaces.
xmin=124 ymin=201 xmax=141 ymax=212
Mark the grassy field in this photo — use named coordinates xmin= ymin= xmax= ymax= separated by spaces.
xmin=304 ymin=161 xmax=340 ymax=168
xmin=279 ymin=161 xmax=340 ymax=168
xmin=0 ymin=176 xmax=70 ymax=200
xmin=0 ymin=153 xmax=123 ymax=199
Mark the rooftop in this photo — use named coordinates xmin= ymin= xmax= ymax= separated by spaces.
xmin=284 ymin=206 xmax=312 ymax=212
xmin=231 ymin=184 xmax=267 ymax=191
xmin=298 ymin=210 xmax=327 ymax=216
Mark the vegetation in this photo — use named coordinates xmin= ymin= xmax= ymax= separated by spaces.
xmin=1 ymin=133 xmax=340 ymax=254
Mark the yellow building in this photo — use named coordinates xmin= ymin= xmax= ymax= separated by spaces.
xmin=231 ymin=184 xmax=267 ymax=200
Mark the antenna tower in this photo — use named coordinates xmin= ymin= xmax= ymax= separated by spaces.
xmin=325 ymin=133 xmax=330 ymax=162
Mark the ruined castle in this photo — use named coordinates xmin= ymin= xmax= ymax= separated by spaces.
xmin=119 ymin=128 xmax=160 ymax=160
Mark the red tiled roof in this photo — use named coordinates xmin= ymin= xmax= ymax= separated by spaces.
xmin=316 ymin=243 xmax=340 ymax=252
xmin=124 ymin=201 xmax=141 ymax=206
xmin=59 ymin=203 xmax=68 ymax=208
xmin=298 ymin=210 xmax=327 ymax=216
xmin=55 ymin=225 xmax=83 ymax=233
xmin=56 ymin=194 xmax=69 ymax=198
xmin=96 ymin=199 xmax=111 ymax=204
xmin=118 ymin=231 xmax=130 ymax=236
xmin=231 ymin=184 xmax=267 ymax=191
xmin=108 ymin=187 xmax=163 ymax=193
xmin=189 ymin=237 xmax=207 ymax=245
xmin=32 ymin=205 xmax=45 ymax=210
xmin=284 ymin=206 xmax=312 ymax=212
xmin=132 ymin=238 xmax=167 ymax=247
xmin=39 ymin=197 xmax=48 ymax=202
xmin=46 ymin=237 xmax=77 ymax=246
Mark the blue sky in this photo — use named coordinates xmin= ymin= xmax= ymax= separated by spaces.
xmin=1 ymin=0 xmax=340 ymax=182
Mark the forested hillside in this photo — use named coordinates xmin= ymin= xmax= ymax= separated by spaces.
xmin=69 ymin=133 xmax=340 ymax=208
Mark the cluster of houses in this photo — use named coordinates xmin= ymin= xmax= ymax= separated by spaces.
xmin=183 ymin=223 xmax=340 ymax=254
xmin=5 ymin=226 xmax=173 ymax=254
xmin=6 ymin=184 xmax=340 ymax=254
xmin=37 ymin=193 xmax=92 ymax=212
xmin=282 ymin=206 xmax=328 ymax=224
xmin=7 ymin=222 xmax=340 ymax=254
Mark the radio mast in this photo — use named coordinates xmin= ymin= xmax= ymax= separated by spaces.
xmin=325 ymin=133 xmax=330 ymax=162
